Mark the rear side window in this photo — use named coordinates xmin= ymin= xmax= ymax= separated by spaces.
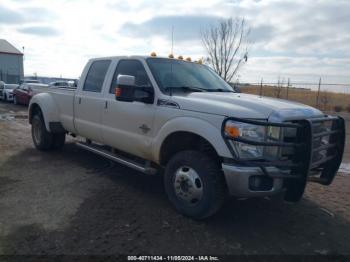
xmin=83 ymin=60 xmax=111 ymax=92
xmin=110 ymin=60 xmax=152 ymax=93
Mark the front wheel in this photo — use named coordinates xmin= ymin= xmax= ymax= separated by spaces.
xmin=164 ymin=151 xmax=226 ymax=219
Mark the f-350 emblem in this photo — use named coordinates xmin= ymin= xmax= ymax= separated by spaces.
xmin=139 ymin=124 xmax=151 ymax=133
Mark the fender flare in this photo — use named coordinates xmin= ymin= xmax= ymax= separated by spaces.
xmin=29 ymin=93 xmax=60 ymax=132
xmin=152 ymin=116 xmax=231 ymax=163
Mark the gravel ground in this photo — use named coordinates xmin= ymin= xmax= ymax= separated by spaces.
xmin=0 ymin=102 xmax=349 ymax=255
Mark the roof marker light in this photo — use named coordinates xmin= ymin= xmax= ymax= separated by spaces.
xmin=186 ymin=57 xmax=191 ymax=62
xmin=150 ymin=52 xmax=157 ymax=57
xmin=168 ymin=54 xmax=174 ymax=58
xmin=177 ymin=55 xmax=183 ymax=60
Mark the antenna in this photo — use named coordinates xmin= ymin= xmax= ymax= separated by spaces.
xmin=169 ymin=25 xmax=174 ymax=97
xmin=171 ymin=25 xmax=174 ymax=55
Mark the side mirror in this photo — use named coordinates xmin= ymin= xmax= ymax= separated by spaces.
xmin=115 ymin=75 xmax=136 ymax=102
xmin=115 ymin=75 xmax=154 ymax=104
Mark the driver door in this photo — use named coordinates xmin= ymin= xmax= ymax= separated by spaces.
xmin=101 ymin=59 xmax=156 ymax=159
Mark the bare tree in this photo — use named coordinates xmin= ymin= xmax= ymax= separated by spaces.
xmin=201 ymin=18 xmax=250 ymax=83
xmin=274 ymin=77 xmax=284 ymax=98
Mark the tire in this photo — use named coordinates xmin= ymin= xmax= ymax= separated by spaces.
xmin=164 ymin=150 xmax=226 ymax=219
xmin=31 ymin=113 xmax=54 ymax=151
xmin=13 ymin=95 xmax=18 ymax=105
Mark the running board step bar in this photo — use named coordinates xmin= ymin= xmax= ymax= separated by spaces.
xmin=76 ymin=142 xmax=158 ymax=175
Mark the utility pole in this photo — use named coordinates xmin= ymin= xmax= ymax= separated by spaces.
xmin=259 ymin=78 xmax=263 ymax=96
xmin=286 ymin=78 xmax=290 ymax=99
xmin=316 ymin=77 xmax=321 ymax=108
xmin=276 ymin=76 xmax=281 ymax=98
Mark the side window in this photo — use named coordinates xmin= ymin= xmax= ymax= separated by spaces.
xmin=83 ymin=60 xmax=111 ymax=92
xmin=110 ymin=60 xmax=152 ymax=94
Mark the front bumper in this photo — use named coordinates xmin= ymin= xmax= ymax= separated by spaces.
xmin=222 ymin=164 xmax=284 ymax=197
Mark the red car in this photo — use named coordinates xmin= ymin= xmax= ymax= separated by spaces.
xmin=13 ymin=83 xmax=48 ymax=106
xmin=13 ymin=84 xmax=34 ymax=106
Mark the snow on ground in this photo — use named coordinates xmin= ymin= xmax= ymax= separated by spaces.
xmin=339 ymin=163 xmax=350 ymax=175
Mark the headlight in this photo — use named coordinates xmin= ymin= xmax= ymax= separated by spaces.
xmin=224 ymin=120 xmax=281 ymax=160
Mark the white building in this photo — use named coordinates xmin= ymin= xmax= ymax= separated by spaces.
xmin=0 ymin=39 xmax=24 ymax=84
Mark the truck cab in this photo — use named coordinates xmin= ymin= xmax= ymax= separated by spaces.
xmin=28 ymin=55 xmax=346 ymax=219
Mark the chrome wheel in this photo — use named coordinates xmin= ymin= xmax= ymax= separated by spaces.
xmin=32 ymin=119 xmax=42 ymax=145
xmin=174 ymin=166 xmax=203 ymax=205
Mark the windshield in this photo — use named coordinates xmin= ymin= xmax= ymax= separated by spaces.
xmin=146 ymin=58 xmax=234 ymax=94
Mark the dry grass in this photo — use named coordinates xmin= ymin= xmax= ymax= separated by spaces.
xmin=240 ymin=85 xmax=350 ymax=112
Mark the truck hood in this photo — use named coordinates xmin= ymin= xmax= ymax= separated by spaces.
xmin=172 ymin=92 xmax=324 ymax=121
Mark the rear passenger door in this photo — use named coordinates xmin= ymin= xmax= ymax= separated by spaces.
xmin=74 ymin=60 xmax=111 ymax=143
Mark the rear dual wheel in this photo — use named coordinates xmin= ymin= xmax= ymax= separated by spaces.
xmin=31 ymin=113 xmax=65 ymax=151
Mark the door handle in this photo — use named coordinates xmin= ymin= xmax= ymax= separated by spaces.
xmin=78 ymin=97 xmax=82 ymax=104
xmin=139 ymin=124 xmax=151 ymax=133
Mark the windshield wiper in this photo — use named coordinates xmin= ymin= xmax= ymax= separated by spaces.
xmin=164 ymin=86 xmax=205 ymax=93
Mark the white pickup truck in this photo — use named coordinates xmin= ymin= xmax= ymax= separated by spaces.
xmin=28 ymin=55 xmax=345 ymax=219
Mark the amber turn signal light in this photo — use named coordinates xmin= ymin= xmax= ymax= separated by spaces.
xmin=225 ymin=126 xmax=240 ymax=138
xmin=115 ymin=87 xmax=122 ymax=97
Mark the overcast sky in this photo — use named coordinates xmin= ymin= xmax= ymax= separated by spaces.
xmin=1 ymin=0 xmax=349 ymax=86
